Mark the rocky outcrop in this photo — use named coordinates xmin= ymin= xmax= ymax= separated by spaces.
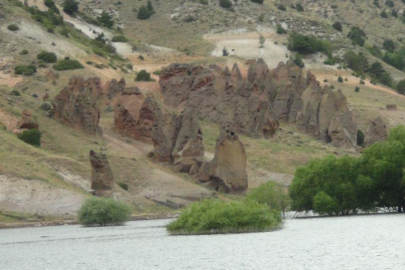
xmin=159 ymin=62 xmax=279 ymax=138
xmin=52 ymin=77 xmax=103 ymax=135
xmin=104 ymin=78 xmax=126 ymax=100
xmin=114 ymin=88 xmax=166 ymax=142
xmin=197 ymin=128 xmax=248 ymax=193
xmin=159 ymin=59 xmax=357 ymax=148
xmin=18 ymin=109 xmax=38 ymax=130
xmin=90 ymin=150 xmax=114 ymax=197
xmin=364 ymin=117 xmax=388 ymax=147
xmin=151 ymin=108 xmax=205 ymax=174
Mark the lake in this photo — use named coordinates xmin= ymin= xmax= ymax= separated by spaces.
xmin=1 ymin=214 xmax=404 ymax=270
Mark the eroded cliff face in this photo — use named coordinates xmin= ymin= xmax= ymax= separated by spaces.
xmin=52 ymin=77 xmax=103 ymax=136
xmin=364 ymin=116 xmax=388 ymax=147
xmin=159 ymin=59 xmax=357 ymax=148
xmin=90 ymin=150 xmax=114 ymax=198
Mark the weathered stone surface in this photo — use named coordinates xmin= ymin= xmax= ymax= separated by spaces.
xmin=90 ymin=150 xmax=114 ymax=197
xmin=197 ymin=128 xmax=248 ymax=193
xmin=158 ymin=59 xmax=357 ymax=147
xmin=18 ymin=109 xmax=38 ymax=130
xmin=151 ymin=108 xmax=205 ymax=173
xmin=364 ymin=116 xmax=388 ymax=147
xmin=104 ymin=78 xmax=126 ymax=100
xmin=114 ymin=90 xmax=165 ymax=142
xmin=52 ymin=77 xmax=103 ymax=135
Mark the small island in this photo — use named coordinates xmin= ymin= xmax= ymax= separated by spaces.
xmin=166 ymin=199 xmax=282 ymax=235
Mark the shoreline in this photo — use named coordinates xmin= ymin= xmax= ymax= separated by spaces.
xmin=294 ymin=211 xmax=405 ymax=219
xmin=0 ymin=212 xmax=178 ymax=230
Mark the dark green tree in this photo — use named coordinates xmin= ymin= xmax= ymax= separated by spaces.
xmin=137 ymin=5 xmax=151 ymax=20
xmin=97 ymin=11 xmax=114 ymax=28
xmin=63 ymin=0 xmax=79 ymax=16
xmin=347 ymin=26 xmax=366 ymax=46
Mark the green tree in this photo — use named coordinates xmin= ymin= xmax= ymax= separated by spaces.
xmin=147 ymin=0 xmax=154 ymax=12
xmin=368 ymin=61 xmax=386 ymax=78
xmin=247 ymin=181 xmax=290 ymax=217
xmin=37 ymin=51 xmax=57 ymax=63
xmin=44 ymin=0 xmax=60 ymax=14
xmin=313 ymin=192 xmax=338 ymax=215
xmin=63 ymin=0 xmax=79 ymax=16
xmin=343 ymin=51 xmax=369 ymax=73
xmin=347 ymin=26 xmax=366 ymax=47
xmin=219 ymin=0 xmax=232 ymax=8
xmin=332 ymin=22 xmax=342 ymax=32
xmin=396 ymin=80 xmax=405 ymax=94
xmin=137 ymin=5 xmax=151 ymax=20
xmin=383 ymin=39 xmax=396 ymax=52
xmin=259 ymin=35 xmax=265 ymax=48
xmin=97 ymin=11 xmax=114 ymax=28
xmin=18 ymin=129 xmax=41 ymax=147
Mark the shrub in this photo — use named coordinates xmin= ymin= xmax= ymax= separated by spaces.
xmin=44 ymin=0 xmax=60 ymax=14
xmin=219 ymin=0 xmax=232 ymax=8
xmin=14 ymin=65 xmax=37 ymax=76
xmin=360 ymin=80 xmax=365 ymax=85
xmin=391 ymin=9 xmax=398 ymax=18
xmin=118 ymin=182 xmax=129 ymax=191
xmin=292 ymin=53 xmax=304 ymax=68
xmin=287 ymin=32 xmax=331 ymax=55
xmin=63 ymin=0 xmax=79 ymax=16
xmin=183 ymin=15 xmax=195 ymax=23
xmin=199 ymin=0 xmax=208 ymax=5
xmin=78 ymin=197 xmax=132 ymax=226
xmin=385 ymin=0 xmax=394 ymax=7
xmin=295 ymin=3 xmax=304 ymax=12
xmin=53 ymin=59 xmax=84 ymax=71
xmin=137 ymin=5 xmax=151 ymax=20
xmin=347 ymin=26 xmax=366 ymax=47
xmin=20 ymin=50 xmax=28 ymax=55
xmin=276 ymin=24 xmax=287 ymax=34
xmin=247 ymin=181 xmax=290 ymax=215
xmin=37 ymin=51 xmax=57 ymax=63
xmin=357 ymin=129 xmax=364 ymax=146
xmin=222 ymin=47 xmax=229 ymax=56
xmin=18 ymin=129 xmax=41 ymax=147
xmin=337 ymin=76 xmax=343 ymax=83
xmin=343 ymin=51 xmax=369 ymax=73
xmin=332 ymin=22 xmax=342 ymax=32
xmin=147 ymin=0 xmax=154 ymax=12
xmin=383 ymin=39 xmax=395 ymax=52
xmin=324 ymin=54 xmax=336 ymax=65
xmin=97 ymin=11 xmax=114 ymax=28
xmin=368 ymin=61 xmax=386 ymax=78
xmin=135 ymin=70 xmax=154 ymax=81
xmin=277 ymin=4 xmax=286 ymax=11
xmin=166 ymin=199 xmax=282 ymax=235
xmin=111 ymin=35 xmax=128 ymax=42
xmin=259 ymin=35 xmax=265 ymax=48
xmin=396 ymin=80 xmax=405 ymax=94
xmin=355 ymin=86 xmax=360 ymax=93
xmin=10 ymin=90 xmax=20 ymax=96
xmin=7 ymin=24 xmax=19 ymax=31
xmin=250 ymin=0 xmax=264 ymax=4
xmin=258 ymin=14 xmax=264 ymax=22
xmin=380 ymin=10 xmax=388 ymax=18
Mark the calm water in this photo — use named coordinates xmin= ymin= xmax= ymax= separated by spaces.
xmin=1 ymin=215 xmax=404 ymax=270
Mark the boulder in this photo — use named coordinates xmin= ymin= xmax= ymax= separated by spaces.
xmin=52 ymin=77 xmax=103 ymax=135
xmin=197 ymin=128 xmax=248 ymax=193
xmin=364 ymin=116 xmax=388 ymax=147
xmin=90 ymin=150 xmax=114 ymax=197
xmin=18 ymin=109 xmax=38 ymax=130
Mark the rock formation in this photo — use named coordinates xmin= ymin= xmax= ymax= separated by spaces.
xmin=159 ymin=59 xmax=357 ymax=148
xmin=104 ymin=78 xmax=126 ymax=100
xmin=18 ymin=109 xmax=39 ymax=130
xmin=89 ymin=150 xmax=114 ymax=197
xmin=151 ymin=108 xmax=205 ymax=174
xmin=52 ymin=77 xmax=103 ymax=135
xmin=114 ymin=88 xmax=166 ymax=142
xmin=364 ymin=116 xmax=388 ymax=147
xmin=197 ymin=128 xmax=248 ymax=193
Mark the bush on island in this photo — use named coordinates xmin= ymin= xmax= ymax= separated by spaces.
xmin=166 ymin=199 xmax=282 ymax=235
xmin=78 ymin=197 xmax=132 ymax=226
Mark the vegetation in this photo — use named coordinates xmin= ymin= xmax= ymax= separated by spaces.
xmin=219 ymin=0 xmax=232 ymax=8
xmin=347 ymin=26 xmax=366 ymax=47
xmin=247 ymin=182 xmax=290 ymax=217
xmin=259 ymin=35 xmax=265 ymax=48
xmin=63 ymin=0 xmax=79 ymax=16
xmin=135 ymin=70 xmax=154 ymax=81
xmin=166 ymin=199 xmax=282 ymax=235
xmin=111 ymin=35 xmax=128 ymax=42
xmin=44 ymin=0 xmax=60 ymax=14
xmin=18 ymin=129 xmax=41 ymax=147
xmin=37 ymin=51 xmax=57 ymax=63
xmin=78 ymin=197 xmax=132 ymax=226
xmin=53 ymin=58 xmax=84 ymax=71
xmin=292 ymin=53 xmax=304 ymax=68
xmin=14 ymin=65 xmax=37 ymax=76
xmin=295 ymin=3 xmax=304 ymax=12
xmin=97 ymin=11 xmax=114 ymax=28
xmin=276 ymin=24 xmax=287 ymax=34
xmin=222 ymin=47 xmax=229 ymax=56
xmin=383 ymin=39 xmax=396 ymax=52
xmin=332 ymin=22 xmax=342 ymax=32
xmin=287 ymin=32 xmax=331 ymax=55
xmin=338 ymin=76 xmax=343 ymax=83
xmin=7 ymin=24 xmax=19 ymax=31
xmin=290 ymin=126 xmax=405 ymax=215
xmin=118 ymin=182 xmax=128 ymax=191
xmin=137 ymin=5 xmax=152 ymax=20
xmin=250 ymin=0 xmax=264 ymax=4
